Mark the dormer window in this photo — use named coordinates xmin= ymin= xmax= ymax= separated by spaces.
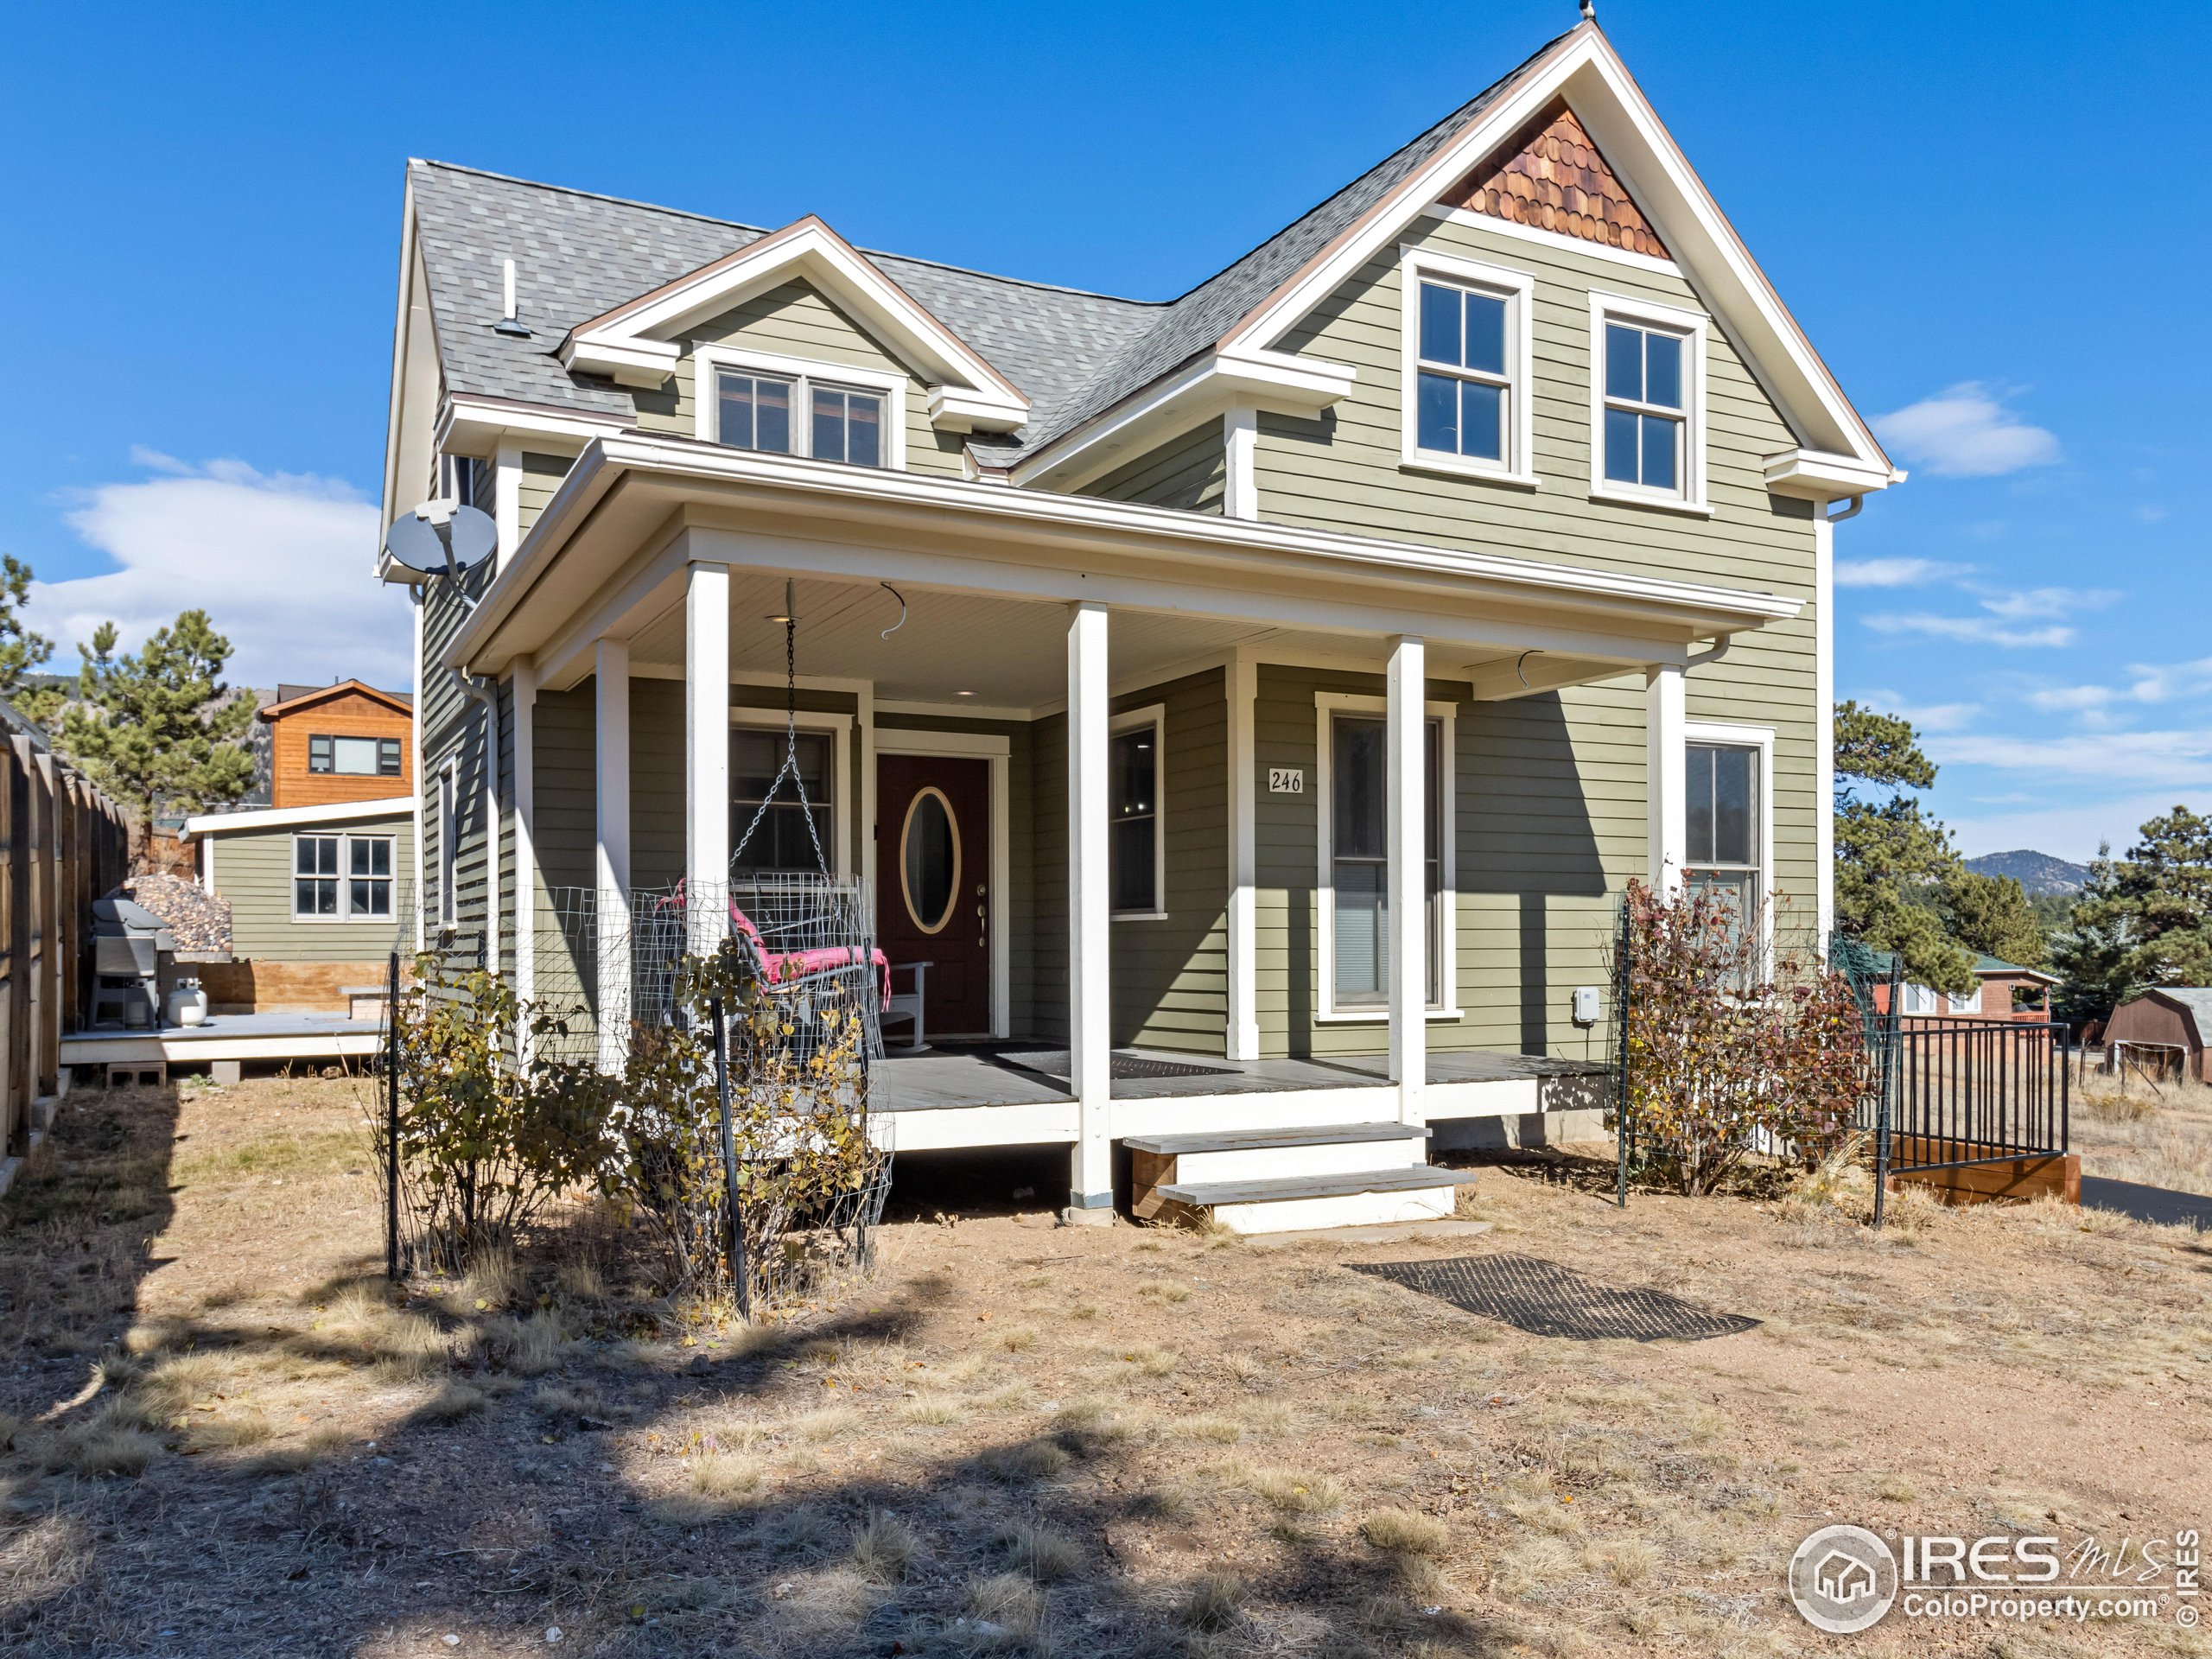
xmin=715 ymin=371 xmax=793 ymax=454
xmin=810 ymin=385 xmax=884 ymax=467
xmin=696 ymin=345 xmax=906 ymax=469
xmin=1396 ymin=248 xmax=1534 ymax=486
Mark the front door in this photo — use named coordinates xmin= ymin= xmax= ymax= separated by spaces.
xmin=876 ymin=753 xmax=992 ymax=1037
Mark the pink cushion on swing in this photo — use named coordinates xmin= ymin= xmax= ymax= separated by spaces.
xmin=728 ymin=901 xmax=891 ymax=1008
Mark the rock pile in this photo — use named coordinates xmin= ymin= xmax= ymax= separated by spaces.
xmin=122 ymin=873 xmax=232 ymax=957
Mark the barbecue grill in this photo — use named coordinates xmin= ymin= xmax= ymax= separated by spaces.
xmin=91 ymin=896 xmax=175 ymax=1028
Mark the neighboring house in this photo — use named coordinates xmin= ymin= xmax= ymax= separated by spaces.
xmin=179 ymin=680 xmax=417 ymax=1013
xmin=378 ymin=19 xmax=1900 ymax=1223
xmin=1895 ymin=955 xmax=2057 ymax=1021
xmin=2102 ymin=988 xmax=2212 ymax=1082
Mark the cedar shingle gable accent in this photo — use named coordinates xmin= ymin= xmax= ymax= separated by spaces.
xmin=1437 ymin=101 xmax=1670 ymax=261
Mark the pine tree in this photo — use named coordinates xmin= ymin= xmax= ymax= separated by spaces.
xmin=2054 ymin=808 xmax=2212 ymax=1022
xmin=55 ymin=611 xmax=256 ymax=862
xmin=1938 ymin=867 xmax=2048 ymax=968
xmin=0 ymin=555 xmax=56 ymax=721
xmin=1832 ymin=699 xmax=1974 ymax=993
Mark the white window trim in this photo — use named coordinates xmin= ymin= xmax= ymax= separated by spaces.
xmin=290 ymin=830 xmax=399 ymax=925
xmin=1109 ymin=702 xmax=1167 ymax=920
xmin=690 ymin=342 xmax=908 ymax=471
xmin=1398 ymin=246 xmax=1538 ymax=489
xmin=1587 ymin=289 xmax=1709 ymax=516
xmin=1314 ymin=690 xmax=1461 ymax=1022
xmin=1900 ymin=982 xmax=1938 ymax=1018
xmin=728 ymin=707 xmax=853 ymax=880
xmin=437 ymin=761 xmax=459 ymax=928
xmin=1682 ymin=719 xmax=1774 ymax=954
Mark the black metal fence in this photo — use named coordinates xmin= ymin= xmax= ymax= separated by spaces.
xmin=1887 ymin=1020 xmax=2070 ymax=1172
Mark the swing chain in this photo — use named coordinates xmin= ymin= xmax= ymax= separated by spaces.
xmin=729 ymin=589 xmax=831 ymax=880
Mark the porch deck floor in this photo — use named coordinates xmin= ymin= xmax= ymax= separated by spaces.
xmin=61 ymin=1013 xmax=384 ymax=1066
xmin=873 ymin=1044 xmax=1601 ymax=1113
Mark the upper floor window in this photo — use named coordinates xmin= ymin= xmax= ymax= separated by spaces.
xmin=1590 ymin=294 xmax=1707 ymax=510
xmin=1399 ymin=250 xmax=1533 ymax=484
xmin=309 ymin=734 xmax=404 ymax=777
xmin=716 ymin=371 xmax=794 ymax=454
xmin=700 ymin=346 xmax=904 ymax=469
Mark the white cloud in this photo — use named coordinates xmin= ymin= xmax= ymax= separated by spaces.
xmin=25 ymin=456 xmax=408 ymax=691
xmin=1872 ymin=382 xmax=2062 ymax=478
xmin=1863 ymin=613 xmax=2074 ymax=649
xmin=2137 ymin=504 xmax=2171 ymax=524
xmin=1974 ymin=585 xmax=2118 ymax=621
xmin=2026 ymin=657 xmax=2212 ymax=715
xmin=1931 ymin=728 xmax=2212 ymax=787
xmin=1853 ymin=689 xmax=1980 ymax=733
xmin=1834 ymin=557 xmax=1967 ymax=588
xmin=1944 ymin=793 xmax=2177 ymax=866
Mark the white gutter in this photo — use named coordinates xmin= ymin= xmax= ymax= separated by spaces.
xmin=181 ymin=795 xmax=419 ymax=841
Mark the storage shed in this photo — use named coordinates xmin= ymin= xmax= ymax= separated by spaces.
xmin=2102 ymin=988 xmax=2212 ymax=1082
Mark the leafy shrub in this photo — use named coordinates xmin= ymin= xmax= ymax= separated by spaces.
xmin=1616 ymin=880 xmax=1866 ymax=1194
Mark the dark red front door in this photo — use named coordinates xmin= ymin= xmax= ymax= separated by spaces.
xmin=877 ymin=754 xmax=992 ymax=1037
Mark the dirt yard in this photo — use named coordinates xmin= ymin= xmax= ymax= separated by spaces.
xmin=2 ymin=1076 xmax=2209 ymax=1658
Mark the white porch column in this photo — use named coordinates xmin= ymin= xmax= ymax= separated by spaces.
xmin=1224 ymin=652 xmax=1260 ymax=1060
xmin=685 ymin=562 xmax=732 ymax=954
xmin=594 ymin=639 xmax=632 ymax=1072
xmin=512 ymin=655 xmax=539 ymax=1035
xmin=1067 ymin=601 xmax=1114 ymax=1216
xmin=1387 ymin=635 xmax=1427 ymax=1127
xmin=1813 ymin=512 xmax=1837 ymax=947
xmin=1646 ymin=662 xmax=1688 ymax=898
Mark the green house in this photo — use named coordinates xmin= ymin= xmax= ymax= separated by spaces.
xmin=379 ymin=18 xmax=1898 ymax=1228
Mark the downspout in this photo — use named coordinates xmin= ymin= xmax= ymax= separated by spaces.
xmin=449 ymin=664 xmax=502 ymax=975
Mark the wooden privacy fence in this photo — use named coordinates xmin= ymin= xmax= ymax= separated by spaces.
xmin=0 ymin=719 xmax=130 ymax=1167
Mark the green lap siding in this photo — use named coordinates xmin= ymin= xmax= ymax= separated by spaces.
xmin=208 ymin=812 xmax=416 ymax=962
xmin=516 ymin=451 xmax=574 ymax=541
xmin=1082 ymin=420 xmax=1228 ymax=513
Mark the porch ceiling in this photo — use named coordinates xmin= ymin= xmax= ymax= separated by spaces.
xmin=619 ymin=574 xmax=1628 ymax=709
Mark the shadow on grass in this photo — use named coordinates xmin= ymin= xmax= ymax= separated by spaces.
xmin=3 ymin=1090 xmax=1522 ymax=1656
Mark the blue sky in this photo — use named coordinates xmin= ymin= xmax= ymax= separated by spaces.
xmin=3 ymin=1 xmax=2205 ymax=861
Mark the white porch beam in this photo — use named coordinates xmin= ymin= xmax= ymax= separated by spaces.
xmin=1067 ymin=601 xmax=1114 ymax=1217
xmin=1387 ymin=636 xmax=1427 ymax=1127
xmin=594 ymin=639 xmax=632 ymax=1072
xmin=1646 ymin=662 xmax=1688 ymax=898
xmin=1813 ymin=512 xmax=1836 ymax=946
xmin=685 ymin=562 xmax=732 ymax=952
xmin=1225 ymin=652 xmax=1260 ymax=1060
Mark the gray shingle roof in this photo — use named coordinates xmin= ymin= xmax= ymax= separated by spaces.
xmin=408 ymin=23 xmax=1571 ymax=464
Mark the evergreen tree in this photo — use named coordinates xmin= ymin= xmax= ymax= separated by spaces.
xmin=1833 ymin=699 xmax=1974 ymax=992
xmin=2055 ymin=808 xmax=2212 ymax=1021
xmin=2050 ymin=844 xmax=2138 ymax=1025
xmin=1938 ymin=867 xmax=2048 ymax=967
xmin=0 ymin=555 xmax=56 ymax=721
xmin=55 ymin=611 xmax=256 ymax=862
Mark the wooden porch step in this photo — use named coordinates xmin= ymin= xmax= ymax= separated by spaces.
xmin=1122 ymin=1122 xmax=1426 ymax=1157
xmin=1157 ymin=1164 xmax=1479 ymax=1208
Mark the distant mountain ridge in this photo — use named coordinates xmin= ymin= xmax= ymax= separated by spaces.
xmin=1964 ymin=849 xmax=2091 ymax=896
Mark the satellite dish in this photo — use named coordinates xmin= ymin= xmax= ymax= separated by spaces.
xmin=382 ymin=502 xmax=499 ymax=579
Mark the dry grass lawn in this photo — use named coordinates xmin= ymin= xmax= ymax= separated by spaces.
xmin=2075 ymin=1067 xmax=2212 ymax=1195
xmin=1 ymin=1075 xmax=2209 ymax=1657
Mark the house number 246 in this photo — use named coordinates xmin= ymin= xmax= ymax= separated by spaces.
xmin=1268 ymin=766 xmax=1305 ymax=795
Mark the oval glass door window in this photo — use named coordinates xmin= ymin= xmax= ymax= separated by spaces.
xmin=900 ymin=786 xmax=962 ymax=935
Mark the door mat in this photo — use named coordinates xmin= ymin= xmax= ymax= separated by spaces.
xmin=995 ymin=1049 xmax=1235 ymax=1082
xmin=1349 ymin=1253 xmax=1759 ymax=1343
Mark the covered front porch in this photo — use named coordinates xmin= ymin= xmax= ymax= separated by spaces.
xmin=453 ymin=436 xmax=1796 ymax=1212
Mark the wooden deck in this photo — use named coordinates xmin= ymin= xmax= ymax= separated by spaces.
xmin=61 ymin=1013 xmax=384 ymax=1071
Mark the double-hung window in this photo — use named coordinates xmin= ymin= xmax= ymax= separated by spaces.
xmin=308 ymin=734 xmax=403 ymax=776
xmin=1684 ymin=739 xmax=1762 ymax=930
xmin=703 ymin=348 xmax=901 ymax=469
xmin=1109 ymin=713 xmax=1164 ymax=916
xmin=293 ymin=833 xmax=394 ymax=920
xmin=731 ymin=728 xmax=835 ymax=874
xmin=1592 ymin=295 xmax=1706 ymax=508
xmin=1327 ymin=711 xmax=1446 ymax=1010
xmin=1400 ymin=251 xmax=1532 ymax=482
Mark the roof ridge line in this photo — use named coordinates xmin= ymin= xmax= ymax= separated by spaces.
xmin=410 ymin=158 xmax=1166 ymax=309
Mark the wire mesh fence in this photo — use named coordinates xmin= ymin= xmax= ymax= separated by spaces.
xmin=371 ymin=874 xmax=892 ymax=1315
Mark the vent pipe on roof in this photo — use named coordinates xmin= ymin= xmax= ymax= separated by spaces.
xmin=494 ymin=257 xmax=532 ymax=339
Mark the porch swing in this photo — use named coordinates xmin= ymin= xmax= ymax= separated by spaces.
xmin=664 ymin=582 xmax=892 ymax=1050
